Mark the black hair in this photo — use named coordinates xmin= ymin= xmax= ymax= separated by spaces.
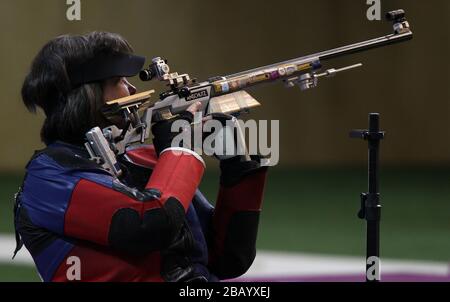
xmin=21 ymin=32 xmax=134 ymax=145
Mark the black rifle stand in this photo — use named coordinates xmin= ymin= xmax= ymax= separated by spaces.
xmin=350 ymin=113 xmax=384 ymax=282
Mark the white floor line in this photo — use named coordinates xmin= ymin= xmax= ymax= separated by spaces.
xmin=0 ymin=234 xmax=34 ymax=265
xmin=0 ymin=234 xmax=448 ymax=278
xmin=244 ymin=250 xmax=449 ymax=278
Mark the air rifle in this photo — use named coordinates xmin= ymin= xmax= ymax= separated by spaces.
xmin=89 ymin=9 xmax=412 ymax=174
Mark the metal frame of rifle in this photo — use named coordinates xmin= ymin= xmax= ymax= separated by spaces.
xmin=136 ymin=9 xmax=411 ymax=140
xmin=87 ymin=9 xmax=412 ymax=175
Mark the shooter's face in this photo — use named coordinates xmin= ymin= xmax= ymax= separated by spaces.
xmin=101 ymin=77 xmax=137 ymax=129
xmin=103 ymin=77 xmax=137 ymax=101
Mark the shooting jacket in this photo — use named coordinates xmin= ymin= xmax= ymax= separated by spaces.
xmin=13 ymin=141 xmax=267 ymax=282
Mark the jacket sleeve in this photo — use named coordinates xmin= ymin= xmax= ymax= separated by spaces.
xmin=207 ymin=167 xmax=268 ymax=280
xmin=23 ymin=147 xmax=205 ymax=254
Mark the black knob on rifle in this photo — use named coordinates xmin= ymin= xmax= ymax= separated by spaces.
xmin=178 ymin=87 xmax=191 ymax=98
xmin=386 ymin=9 xmax=405 ymax=22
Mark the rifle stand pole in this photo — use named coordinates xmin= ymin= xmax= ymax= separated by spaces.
xmin=350 ymin=113 xmax=384 ymax=282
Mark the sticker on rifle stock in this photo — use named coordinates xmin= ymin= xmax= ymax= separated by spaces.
xmin=230 ymin=80 xmax=239 ymax=90
xmin=285 ymin=65 xmax=297 ymax=76
xmin=186 ymin=89 xmax=209 ymax=101
xmin=221 ymin=82 xmax=230 ymax=93
xmin=278 ymin=67 xmax=287 ymax=76
xmin=270 ymin=70 xmax=280 ymax=80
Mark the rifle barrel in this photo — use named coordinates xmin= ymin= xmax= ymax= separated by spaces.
xmin=210 ymin=29 xmax=412 ymax=96
xmin=224 ymin=31 xmax=412 ymax=80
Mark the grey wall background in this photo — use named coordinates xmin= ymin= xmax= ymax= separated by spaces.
xmin=0 ymin=0 xmax=448 ymax=171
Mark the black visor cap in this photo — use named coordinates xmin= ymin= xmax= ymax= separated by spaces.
xmin=68 ymin=52 xmax=146 ymax=88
